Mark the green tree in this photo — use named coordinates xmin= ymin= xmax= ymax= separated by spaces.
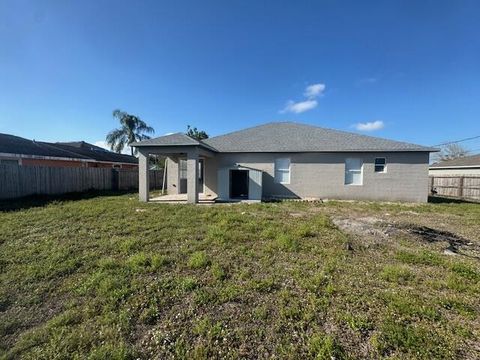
xmin=186 ymin=125 xmax=209 ymax=140
xmin=106 ymin=109 xmax=154 ymax=155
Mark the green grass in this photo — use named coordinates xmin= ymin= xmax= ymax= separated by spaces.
xmin=0 ymin=193 xmax=479 ymax=359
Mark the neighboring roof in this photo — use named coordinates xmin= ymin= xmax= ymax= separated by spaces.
xmin=0 ymin=133 xmax=137 ymax=164
xmin=53 ymin=141 xmax=137 ymax=164
xmin=430 ymin=154 xmax=480 ymax=168
xmin=203 ymin=122 xmax=436 ymax=153
xmin=0 ymin=133 xmax=91 ymax=159
xmin=131 ymin=122 xmax=436 ymax=153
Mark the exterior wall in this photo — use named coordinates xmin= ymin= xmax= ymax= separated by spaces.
xmin=21 ymin=158 xmax=87 ymax=167
xmin=429 ymin=168 xmax=480 ymax=176
xmin=203 ymin=156 xmax=218 ymax=196
xmin=212 ymin=152 xmax=430 ymax=203
xmin=166 ymin=156 xmax=180 ymax=194
xmin=166 ymin=155 xmax=218 ymax=197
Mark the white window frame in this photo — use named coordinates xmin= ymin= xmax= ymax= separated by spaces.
xmin=274 ymin=158 xmax=291 ymax=184
xmin=374 ymin=157 xmax=387 ymax=173
xmin=344 ymin=158 xmax=363 ymax=186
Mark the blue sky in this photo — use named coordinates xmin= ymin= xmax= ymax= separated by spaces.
xmin=1 ymin=0 xmax=479 ymax=152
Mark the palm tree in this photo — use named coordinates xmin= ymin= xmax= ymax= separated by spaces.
xmin=106 ymin=109 xmax=154 ymax=155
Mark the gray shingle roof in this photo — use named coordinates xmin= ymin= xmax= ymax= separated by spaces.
xmin=430 ymin=154 xmax=480 ymax=168
xmin=0 ymin=133 xmax=137 ymax=164
xmin=202 ymin=122 xmax=436 ymax=153
xmin=131 ymin=133 xmax=201 ymax=147
xmin=53 ymin=142 xmax=137 ymax=164
xmin=131 ymin=132 xmax=219 ymax=152
xmin=0 ymin=133 xmax=90 ymax=159
xmin=131 ymin=122 xmax=436 ymax=153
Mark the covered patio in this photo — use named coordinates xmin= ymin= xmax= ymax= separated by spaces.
xmin=132 ymin=133 xmax=217 ymax=204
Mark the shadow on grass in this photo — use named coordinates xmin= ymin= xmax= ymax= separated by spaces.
xmin=428 ymin=196 xmax=478 ymax=204
xmin=0 ymin=190 xmax=137 ymax=212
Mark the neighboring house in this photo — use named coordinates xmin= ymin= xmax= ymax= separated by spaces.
xmin=429 ymin=154 xmax=480 ymax=176
xmin=0 ymin=133 xmax=138 ymax=168
xmin=132 ymin=122 xmax=437 ymax=203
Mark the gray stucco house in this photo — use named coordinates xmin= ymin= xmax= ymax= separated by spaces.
xmin=132 ymin=122 xmax=436 ymax=203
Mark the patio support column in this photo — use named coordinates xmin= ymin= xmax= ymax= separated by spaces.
xmin=186 ymin=149 xmax=199 ymax=204
xmin=138 ymin=150 xmax=150 ymax=202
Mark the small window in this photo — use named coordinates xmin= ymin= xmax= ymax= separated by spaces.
xmin=274 ymin=158 xmax=290 ymax=184
xmin=374 ymin=158 xmax=386 ymax=173
xmin=345 ymin=158 xmax=363 ymax=185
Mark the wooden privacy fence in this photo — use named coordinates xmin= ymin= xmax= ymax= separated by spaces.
xmin=430 ymin=175 xmax=480 ymax=201
xmin=0 ymin=165 xmax=164 ymax=200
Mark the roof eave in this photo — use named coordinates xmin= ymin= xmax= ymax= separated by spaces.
xmin=131 ymin=142 xmax=218 ymax=153
xmin=212 ymin=149 xmax=437 ymax=153
xmin=430 ymin=165 xmax=480 ymax=169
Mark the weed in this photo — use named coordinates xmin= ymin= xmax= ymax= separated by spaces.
xmin=450 ymin=262 xmax=480 ymax=281
xmin=210 ymin=263 xmax=227 ymax=280
xmin=275 ymin=233 xmax=299 ymax=251
xmin=380 ymin=265 xmax=415 ymax=284
xmin=308 ymin=334 xmax=345 ymax=359
xmin=395 ymin=250 xmax=444 ymax=266
xmin=188 ymin=251 xmax=211 ymax=269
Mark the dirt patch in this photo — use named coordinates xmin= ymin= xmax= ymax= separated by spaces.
xmin=333 ymin=216 xmax=479 ymax=258
xmin=332 ymin=217 xmax=396 ymax=238
xmin=401 ymin=225 xmax=477 ymax=256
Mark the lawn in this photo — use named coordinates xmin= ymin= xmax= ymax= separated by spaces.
xmin=0 ymin=193 xmax=479 ymax=359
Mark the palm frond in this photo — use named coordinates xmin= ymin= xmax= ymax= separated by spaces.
xmin=114 ymin=137 xmax=127 ymax=154
xmin=109 ymin=109 xmax=155 ymax=153
xmin=106 ymin=128 xmax=128 ymax=153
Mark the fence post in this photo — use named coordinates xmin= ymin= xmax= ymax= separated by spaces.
xmin=458 ymin=176 xmax=464 ymax=198
xmin=112 ymin=169 xmax=119 ymax=190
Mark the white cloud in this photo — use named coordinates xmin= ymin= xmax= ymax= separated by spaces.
xmin=304 ymin=83 xmax=326 ymax=98
xmin=353 ymin=120 xmax=385 ymax=131
xmin=94 ymin=140 xmax=132 ymax=155
xmin=280 ymin=82 xmax=325 ymax=114
xmin=281 ymin=99 xmax=318 ymax=114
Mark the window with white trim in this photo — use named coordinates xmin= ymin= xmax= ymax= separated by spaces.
xmin=374 ymin=157 xmax=386 ymax=173
xmin=345 ymin=158 xmax=363 ymax=185
xmin=274 ymin=158 xmax=290 ymax=184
